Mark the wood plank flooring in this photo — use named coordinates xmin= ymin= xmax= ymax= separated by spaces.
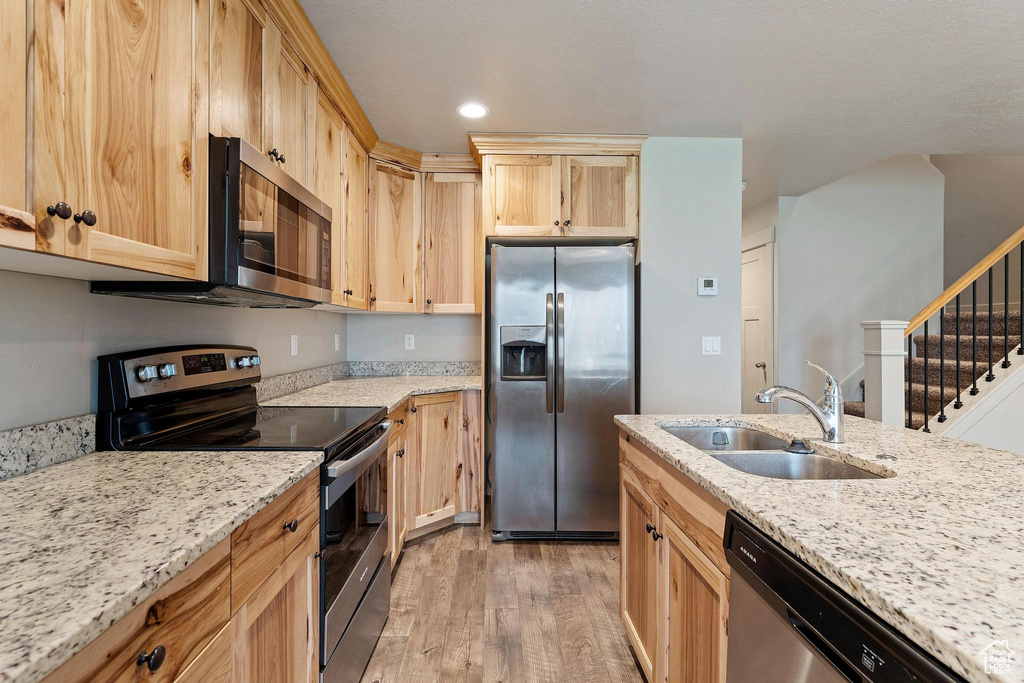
xmin=361 ymin=522 xmax=643 ymax=683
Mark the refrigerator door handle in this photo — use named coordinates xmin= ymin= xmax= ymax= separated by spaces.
xmin=546 ymin=293 xmax=555 ymax=413
xmin=557 ymin=292 xmax=565 ymax=413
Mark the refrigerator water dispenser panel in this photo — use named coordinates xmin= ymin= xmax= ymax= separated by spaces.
xmin=500 ymin=326 xmax=547 ymax=380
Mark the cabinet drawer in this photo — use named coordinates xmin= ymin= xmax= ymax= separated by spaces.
xmin=44 ymin=539 xmax=230 ymax=683
xmin=230 ymin=470 xmax=319 ymax=610
xmin=387 ymin=400 xmax=410 ymax=440
xmin=173 ymin=622 xmax=231 ymax=683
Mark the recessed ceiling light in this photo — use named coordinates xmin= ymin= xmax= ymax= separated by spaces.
xmin=458 ymin=102 xmax=489 ymax=118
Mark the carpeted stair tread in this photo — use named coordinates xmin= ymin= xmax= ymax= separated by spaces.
xmin=940 ymin=310 xmax=1021 ymax=336
xmin=843 ymin=401 xmax=926 ymax=429
xmin=912 ymin=333 xmax=1021 ymax=363
xmin=906 ymin=356 xmax=984 ymax=387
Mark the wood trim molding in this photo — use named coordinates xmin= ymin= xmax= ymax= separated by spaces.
xmin=371 ymin=143 xmax=480 ymax=173
xmin=261 ymin=0 xmax=378 ymax=152
xmin=369 ymin=139 xmax=423 ymax=171
xmin=468 ymin=132 xmax=648 ymax=164
xmin=0 ymin=205 xmax=36 ymax=250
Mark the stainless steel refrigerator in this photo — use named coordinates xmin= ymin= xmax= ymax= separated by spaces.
xmin=489 ymin=244 xmax=635 ymax=540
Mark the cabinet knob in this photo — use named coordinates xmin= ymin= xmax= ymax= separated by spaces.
xmin=397 ymin=418 xmax=405 ymax=425
xmin=645 ymin=523 xmax=662 ymax=540
xmin=396 ymin=449 xmax=405 ymax=458
xmin=73 ymin=210 xmax=97 ymax=226
xmin=344 ymin=289 xmax=353 ymax=295
xmin=283 ymin=518 xmax=298 ymax=533
xmin=46 ymin=202 xmax=72 ymax=220
xmin=136 ymin=645 xmax=166 ymax=672
xmin=278 ymin=153 xmax=286 ymax=164
xmin=268 ymin=148 xmax=280 ymax=161
xmin=370 ymin=296 xmax=376 ymax=302
xmin=554 ymin=220 xmax=560 ymax=226
xmin=426 ymin=299 xmax=432 ymax=305
xmin=410 ymin=406 xmax=417 ymax=413
xmin=563 ymin=219 xmax=571 ymax=227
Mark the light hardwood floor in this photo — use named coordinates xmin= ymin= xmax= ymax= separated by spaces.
xmin=361 ymin=522 xmax=644 ymax=683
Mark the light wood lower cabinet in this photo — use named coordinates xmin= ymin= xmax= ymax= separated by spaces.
xmin=387 ymin=430 xmax=409 ymax=570
xmin=232 ymin=526 xmax=320 ymax=683
xmin=619 ymin=432 xmax=730 ymax=683
xmin=174 ymin=623 xmax=232 ymax=683
xmin=407 ymin=392 xmax=459 ymax=532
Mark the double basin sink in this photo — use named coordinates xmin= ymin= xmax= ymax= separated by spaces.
xmin=661 ymin=426 xmax=882 ymax=480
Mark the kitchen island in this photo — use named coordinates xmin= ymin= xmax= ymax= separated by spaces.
xmin=615 ymin=413 xmax=1024 ymax=683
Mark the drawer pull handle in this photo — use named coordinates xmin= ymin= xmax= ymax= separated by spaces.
xmin=397 ymin=418 xmax=405 ymax=425
xmin=283 ymin=518 xmax=298 ymax=533
xmin=136 ymin=645 xmax=166 ymax=672
xmin=396 ymin=449 xmax=405 ymax=458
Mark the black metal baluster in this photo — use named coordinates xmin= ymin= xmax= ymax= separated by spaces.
xmin=906 ymin=334 xmax=912 ymax=429
xmin=987 ymin=267 xmax=996 ymax=381
xmin=1004 ymin=254 xmax=1012 ymax=368
xmin=938 ymin=310 xmax=946 ymax=422
xmin=971 ymin=282 xmax=979 ymax=395
xmin=923 ymin=320 xmax=930 ymax=432
xmin=954 ymin=294 xmax=963 ymax=409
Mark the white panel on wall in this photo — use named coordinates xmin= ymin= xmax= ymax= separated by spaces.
xmin=0 ymin=270 xmax=346 ymax=430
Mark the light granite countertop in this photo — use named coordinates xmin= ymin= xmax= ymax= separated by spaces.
xmin=0 ymin=448 xmax=323 ymax=683
xmin=615 ymin=413 xmax=1024 ymax=683
xmin=265 ymin=374 xmax=483 ymax=413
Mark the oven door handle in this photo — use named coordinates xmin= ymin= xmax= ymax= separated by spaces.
xmin=323 ymin=420 xmax=392 ymax=508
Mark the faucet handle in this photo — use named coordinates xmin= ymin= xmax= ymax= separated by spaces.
xmin=804 ymin=360 xmax=841 ymax=398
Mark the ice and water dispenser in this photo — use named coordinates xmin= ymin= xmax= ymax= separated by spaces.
xmin=499 ymin=326 xmax=547 ymax=380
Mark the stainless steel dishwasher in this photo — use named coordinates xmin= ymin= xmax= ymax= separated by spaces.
xmin=724 ymin=512 xmax=964 ymax=682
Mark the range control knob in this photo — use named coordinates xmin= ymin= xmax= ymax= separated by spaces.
xmin=136 ymin=365 xmax=159 ymax=383
xmin=250 ymin=355 xmax=261 ymax=367
xmin=236 ymin=356 xmax=252 ymax=369
xmin=157 ymin=363 xmax=177 ymax=379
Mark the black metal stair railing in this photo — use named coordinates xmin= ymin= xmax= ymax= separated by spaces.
xmin=899 ymin=226 xmax=1024 ymax=431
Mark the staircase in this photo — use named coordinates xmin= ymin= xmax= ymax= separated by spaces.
xmin=847 ymin=311 xmax=1022 ymax=428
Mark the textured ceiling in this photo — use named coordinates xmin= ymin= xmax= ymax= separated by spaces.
xmin=299 ymin=0 xmax=1024 ymax=209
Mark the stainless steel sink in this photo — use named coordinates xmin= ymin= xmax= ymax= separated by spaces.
xmin=705 ymin=450 xmax=882 ymax=480
xmin=660 ymin=425 xmax=884 ymax=480
xmin=662 ymin=426 xmax=791 ymax=451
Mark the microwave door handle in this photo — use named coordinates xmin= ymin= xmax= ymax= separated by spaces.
xmin=557 ymin=292 xmax=565 ymax=413
xmin=546 ymin=293 xmax=554 ymax=414
xmin=325 ymin=420 xmax=393 ymax=479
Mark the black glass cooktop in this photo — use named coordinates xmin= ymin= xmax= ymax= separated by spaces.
xmin=141 ymin=405 xmax=385 ymax=454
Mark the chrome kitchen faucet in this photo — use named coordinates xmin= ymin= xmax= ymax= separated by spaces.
xmin=756 ymin=361 xmax=844 ymax=443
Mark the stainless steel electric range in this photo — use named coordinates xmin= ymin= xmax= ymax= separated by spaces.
xmin=96 ymin=345 xmax=391 ymax=683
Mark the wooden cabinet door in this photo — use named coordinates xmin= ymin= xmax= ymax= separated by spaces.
xmin=341 ymin=125 xmax=370 ymax=309
xmin=368 ymin=161 xmax=421 ymax=312
xmin=561 ymin=156 xmax=638 ymax=236
xmin=659 ymin=514 xmax=729 ymax=683
xmin=408 ymin=392 xmax=459 ymax=531
xmin=388 ymin=433 xmax=408 ymax=569
xmin=174 ymin=623 xmax=232 ymax=683
xmin=423 ymin=173 xmax=481 ymax=313
xmin=232 ymin=527 xmax=319 ymax=683
xmin=264 ymin=18 xmax=315 ymax=187
xmin=63 ymin=0 xmax=208 ymax=279
xmin=1 ymin=0 xmax=27 ymax=218
xmin=314 ymin=91 xmax=345 ymax=304
xmin=620 ymin=470 xmax=660 ymax=680
xmin=482 ymin=155 xmax=561 ymax=236
xmin=211 ymin=0 xmax=266 ymax=150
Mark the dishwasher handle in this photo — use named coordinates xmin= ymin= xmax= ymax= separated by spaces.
xmin=787 ymin=609 xmax=859 ymax=682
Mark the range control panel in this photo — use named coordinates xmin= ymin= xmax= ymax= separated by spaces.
xmin=111 ymin=346 xmax=262 ymax=399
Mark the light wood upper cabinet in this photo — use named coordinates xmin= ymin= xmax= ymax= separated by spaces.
xmin=30 ymin=0 xmax=209 ymax=278
xmin=264 ymin=20 xmax=315 ymax=187
xmin=232 ymin=527 xmax=320 ymax=683
xmin=423 ymin=173 xmax=481 ymax=313
xmin=314 ymin=91 xmax=344 ymax=303
xmin=408 ymin=392 xmax=459 ymax=532
xmin=482 ymin=155 xmax=561 ymax=236
xmin=211 ymin=0 xmax=266 ymax=149
xmin=1 ymin=0 xmax=27 ymax=217
xmin=620 ymin=473 xmax=660 ymax=681
xmin=341 ymin=125 xmax=370 ymax=309
xmin=661 ymin=514 xmax=729 ymax=683
xmin=561 ymin=156 xmax=638 ymax=236
xmin=368 ymin=161 xmax=421 ymax=312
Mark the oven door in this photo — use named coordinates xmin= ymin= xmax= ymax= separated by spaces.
xmin=321 ymin=420 xmax=392 ymax=671
xmin=229 ymin=138 xmax=332 ymax=304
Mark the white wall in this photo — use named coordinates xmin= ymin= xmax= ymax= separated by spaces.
xmin=345 ymin=314 xmax=481 ymax=361
xmin=0 ymin=270 xmax=347 ymax=430
xmin=742 ymin=197 xmax=779 ymax=237
xmin=776 ymin=155 xmax=944 ymax=403
xmin=640 ymin=137 xmax=743 ymax=414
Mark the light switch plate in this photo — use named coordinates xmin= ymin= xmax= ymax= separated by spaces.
xmin=697 ymin=277 xmax=718 ymax=296
xmin=702 ymin=336 xmax=721 ymax=356
xmin=291 ymin=335 xmax=299 ymax=356
xmin=405 ymin=334 xmax=415 ymax=350
xmin=334 ymin=334 xmax=341 ymax=352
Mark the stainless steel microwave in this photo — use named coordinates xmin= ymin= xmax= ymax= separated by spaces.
xmin=91 ymin=136 xmax=332 ymax=308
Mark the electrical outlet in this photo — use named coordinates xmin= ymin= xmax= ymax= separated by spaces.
xmin=291 ymin=335 xmax=299 ymax=356
xmin=334 ymin=334 xmax=341 ymax=352
xmin=405 ymin=334 xmax=415 ymax=351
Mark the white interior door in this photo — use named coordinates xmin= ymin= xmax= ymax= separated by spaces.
xmin=742 ymin=244 xmax=773 ymax=413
